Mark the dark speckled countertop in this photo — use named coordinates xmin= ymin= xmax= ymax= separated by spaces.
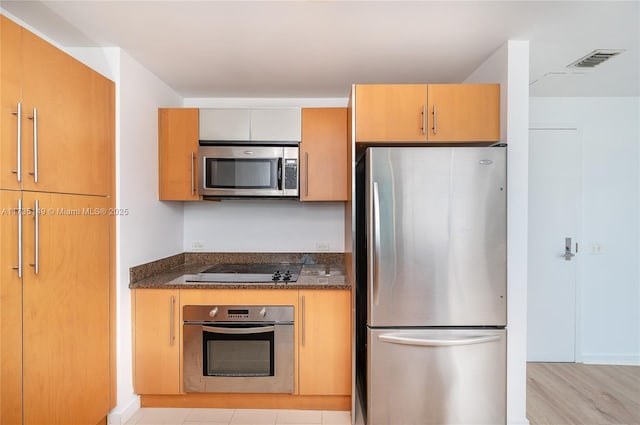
xmin=129 ymin=253 xmax=350 ymax=290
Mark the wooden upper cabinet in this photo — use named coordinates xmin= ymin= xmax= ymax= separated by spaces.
xmin=133 ymin=289 xmax=181 ymax=395
xmin=300 ymin=108 xmax=348 ymax=201
xmin=158 ymin=108 xmax=199 ymax=201
xmin=354 ymin=83 xmax=500 ymax=143
xmin=298 ymin=290 xmax=351 ymax=396
xmin=20 ymin=28 xmax=113 ymax=196
xmin=1 ymin=16 xmax=23 ymax=191
xmin=355 ymin=84 xmax=428 ymax=143
xmin=427 ymin=84 xmax=500 ymax=142
xmin=1 ymin=17 xmax=114 ymax=196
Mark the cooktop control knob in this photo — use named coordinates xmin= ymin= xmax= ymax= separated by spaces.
xmin=260 ymin=307 xmax=267 ymax=317
xmin=209 ymin=307 xmax=219 ymax=318
xmin=283 ymin=270 xmax=292 ymax=281
xmin=272 ymin=271 xmax=282 ymax=281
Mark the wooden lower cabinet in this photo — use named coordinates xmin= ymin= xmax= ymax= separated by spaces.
xmin=0 ymin=192 xmax=111 ymax=425
xmin=133 ymin=289 xmax=181 ymax=394
xmin=298 ymin=289 xmax=351 ymax=396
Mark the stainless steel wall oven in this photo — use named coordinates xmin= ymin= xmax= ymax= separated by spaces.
xmin=183 ymin=305 xmax=294 ymax=393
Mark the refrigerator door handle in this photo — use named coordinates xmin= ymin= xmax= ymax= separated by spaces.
xmin=378 ymin=333 xmax=501 ymax=347
xmin=372 ymin=181 xmax=381 ymax=305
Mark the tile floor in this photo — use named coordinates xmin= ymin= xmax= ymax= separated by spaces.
xmin=124 ymin=408 xmax=351 ymax=425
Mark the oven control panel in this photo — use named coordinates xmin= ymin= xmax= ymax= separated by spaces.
xmin=184 ymin=305 xmax=294 ymax=323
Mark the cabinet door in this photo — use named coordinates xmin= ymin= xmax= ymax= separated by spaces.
xmin=0 ymin=16 xmax=22 ymax=191
xmin=299 ymin=290 xmax=351 ymax=396
xmin=134 ymin=289 xmax=181 ymax=395
xmin=158 ymin=108 xmax=199 ymax=200
xmin=0 ymin=190 xmax=23 ymax=425
xmin=427 ymin=84 xmax=500 ymax=142
xmin=355 ymin=84 xmax=428 ymax=143
xmin=250 ymin=108 xmax=301 ymax=141
xmin=199 ymin=108 xmax=250 ymax=141
xmin=21 ymin=28 xmax=113 ymax=196
xmin=22 ymin=192 xmax=110 ymax=425
xmin=300 ymin=108 xmax=348 ymax=201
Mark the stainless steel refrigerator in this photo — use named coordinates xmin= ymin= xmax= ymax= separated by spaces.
xmin=355 ymin=146 xmax=507 ymax=425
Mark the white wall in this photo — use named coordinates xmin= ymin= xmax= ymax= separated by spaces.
xmin=182 ymin=97 xmax=348 ymax=253
xmin=184 ymin=200 xmax=345 ymax=252
xmin=109 ymin=50 xmax=185 ymax=422
xmin=465 ymin=40 xmax=530 ymax=425
xmin=530 ymin=97 xmax=640 ymax=365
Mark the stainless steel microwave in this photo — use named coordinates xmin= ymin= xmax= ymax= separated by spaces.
xmin=198 ymin=144 xmax=299 ymax=198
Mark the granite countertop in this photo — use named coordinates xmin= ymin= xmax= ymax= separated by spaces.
xmin=129 ymin=253 xmax=350 ymax=290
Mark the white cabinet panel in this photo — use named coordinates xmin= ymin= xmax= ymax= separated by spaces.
xmin=199 ymin=109 xmax=250 ymax=141
xmin=250 ymin=108 xmax=301 ymax=141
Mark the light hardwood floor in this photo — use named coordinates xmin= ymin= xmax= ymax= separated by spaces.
xmin=527 ymin=362 xmax=640 ymax=425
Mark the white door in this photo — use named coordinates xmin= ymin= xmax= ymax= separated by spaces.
xmin=528 ymin=128 xmax=580 ymax=362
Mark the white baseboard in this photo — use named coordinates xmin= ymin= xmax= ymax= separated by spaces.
xmin=581 ymin=354 xmax=640 ymax=365
xmin=107 ymin=396 xmax=141 ymax=425
xmin=508 ymin=418 xmax=531 ymax=425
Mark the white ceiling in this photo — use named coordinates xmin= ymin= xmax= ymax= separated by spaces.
xmin=2 ymin=1 xmax=639 ymax=98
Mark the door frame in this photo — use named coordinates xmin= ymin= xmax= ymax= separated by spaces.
xmin=528 ymin=123 xmax=583 ymax=363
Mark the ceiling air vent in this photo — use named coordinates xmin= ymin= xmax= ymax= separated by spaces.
xmin=567 ymin=49 xmax=624 ymax=68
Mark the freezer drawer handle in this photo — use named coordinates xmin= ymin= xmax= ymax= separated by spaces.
xmin=378 ymin=334 xmax=501 ymax=347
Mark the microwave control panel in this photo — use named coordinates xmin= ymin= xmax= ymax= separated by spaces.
xmin=284 ymin=159 xmax=298 ymax=190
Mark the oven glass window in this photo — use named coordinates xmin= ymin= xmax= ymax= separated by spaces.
xmin=205 ymin=158 xmax=277 ymax=189
xmin=207 ymin=340 xmax=270 ymax=376
xmin=203 ymin=326 xmax=275 ymax=377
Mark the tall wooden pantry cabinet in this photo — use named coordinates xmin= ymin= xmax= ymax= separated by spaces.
xmin=1 ymin=15 xmax=115 ymax=425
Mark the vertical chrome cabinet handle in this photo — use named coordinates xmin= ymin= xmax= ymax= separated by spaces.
xmin=170 ymin=295 xmax=176 ymax=345
xmin=372 ymin=182 xmax=381 ymax=305
xmin=432 ymin=104 xmax=438 ymax=135
xmin=11 ymin=102 xmax=22 ymax=181
xmin=12 ymin=199 xmax=23 ymax=277
xmin=421 ymin=105 xmax=426 ymax=136
xmin=30 ymin=200 xmax=39 ymax=274
xmin=301 ymin=295 xmax=306 ymax=346
xmin=190 ymin=152 xmax=195 ymax=196
xmin=304 ymin=152 xmax=309 ymax=197
xmin=28 ymin=108 xmax=38 ymax=182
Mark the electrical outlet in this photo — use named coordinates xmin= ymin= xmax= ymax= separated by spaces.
xmin=591 ymin=243 xmax=602 ymax=255
xmin=316 ymin=242 xmax=330 ymax=251
xmin=191 ymin=241 xmax=205 ymax=251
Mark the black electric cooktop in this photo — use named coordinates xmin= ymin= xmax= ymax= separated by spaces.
xmin=187 ymin=263 xmax=302 ymax=283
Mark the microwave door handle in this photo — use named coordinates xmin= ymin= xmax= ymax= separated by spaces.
xmin=277 ymin=158 xmax=283 ymax=190
xmin=202 ymin=325 xmax=276 ymax=334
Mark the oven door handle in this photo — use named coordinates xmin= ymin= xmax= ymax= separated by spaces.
xmin=202 ymin=325 xmax=275 ymax=334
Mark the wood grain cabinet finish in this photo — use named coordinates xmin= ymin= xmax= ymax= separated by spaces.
xmin=354 ymin=83 xmax=500 ymax=143
xmin=1 ymin=15 xmax=113 ymax=196
xmin=298 ymin=290 xmax=351 ymax=396
xmin=300 ymin=108 xmax=348 ymax=201
xmin=133 ymin=289 xmax=181 ymax=395
xmin=0 ymin=190 xmax=23 ymax=425
xmin=0 ymin=191 xmax=111 ymax=425
xmin=355 ymin=84 xmax=428 ymax=143
xmin=0 ymin=15 xmax=114 ymax=425
xmin=158 ymin=108 xmax=199 ymax=200
xmin=426 ymin=84 xmax=500 ymax=142
xmin=0 ymin=16 xmax=22 ymax=190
